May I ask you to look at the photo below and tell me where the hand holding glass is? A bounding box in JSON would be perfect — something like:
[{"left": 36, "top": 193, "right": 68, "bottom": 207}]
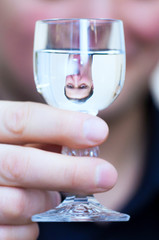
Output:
[{"left": 32, "top": 19, "right": 130, "bottom": 222}]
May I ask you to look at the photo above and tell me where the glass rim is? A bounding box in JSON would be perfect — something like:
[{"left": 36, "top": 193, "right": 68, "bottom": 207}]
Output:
[{"left": 36, "top": 18, "right": 123, "bottom": 24}]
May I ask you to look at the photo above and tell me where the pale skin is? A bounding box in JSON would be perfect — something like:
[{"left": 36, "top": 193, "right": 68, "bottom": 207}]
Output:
[{"left": 0, "top": 0, "right": 159, "bottom": 239}]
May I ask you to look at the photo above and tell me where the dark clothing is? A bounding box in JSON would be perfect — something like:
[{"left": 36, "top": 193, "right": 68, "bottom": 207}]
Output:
[{"left": 38, "top": 97, "right": 159, "bottom": 240}]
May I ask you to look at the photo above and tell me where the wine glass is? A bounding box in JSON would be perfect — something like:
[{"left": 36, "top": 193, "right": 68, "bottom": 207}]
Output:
[{"left": 32, "top": 18, "right": 130, "bottom": 222}]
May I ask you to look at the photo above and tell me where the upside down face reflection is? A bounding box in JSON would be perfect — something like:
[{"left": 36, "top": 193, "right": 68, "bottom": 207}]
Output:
[{"left": 65, "top": 54, "right": 94, "bottom": 102}]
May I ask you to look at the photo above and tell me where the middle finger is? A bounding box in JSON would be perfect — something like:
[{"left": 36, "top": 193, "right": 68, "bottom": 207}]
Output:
[{"left": 0, "top": 144, "right": 117, "bottom": 194}]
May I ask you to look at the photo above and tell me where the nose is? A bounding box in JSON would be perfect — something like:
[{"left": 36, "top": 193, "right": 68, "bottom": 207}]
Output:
[{"left": 72, "top": 75, "right": 81, "bottom": 88}]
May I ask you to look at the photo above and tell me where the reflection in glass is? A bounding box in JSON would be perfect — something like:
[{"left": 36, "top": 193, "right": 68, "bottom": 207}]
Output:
[{"left": 64, "top": 54, "right": 94, "bottom": 102}]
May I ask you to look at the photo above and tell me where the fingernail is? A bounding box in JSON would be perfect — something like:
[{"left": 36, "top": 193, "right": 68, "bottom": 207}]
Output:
[
  {"left": 95, "top": 164, "right": 117, "bottom": 190},
  {"left": 83, "top": 118, "right": 108, "bottom": 143}
]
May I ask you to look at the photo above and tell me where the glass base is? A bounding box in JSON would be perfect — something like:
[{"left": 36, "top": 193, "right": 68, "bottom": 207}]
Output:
[{"left": 32, "top": 195, "right": 130, "bottom": 222}]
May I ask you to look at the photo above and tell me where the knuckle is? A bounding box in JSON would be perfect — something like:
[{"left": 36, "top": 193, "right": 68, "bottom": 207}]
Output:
[
  {"left": 9, "top": 189, "right": 26, "bottom": 219},
  {"left": 0, "top": 187, "right": 32, "bottom": 225},
  {"left": 4, "top": 102, "right": 31, "bottom": 136},
  {"left": 60, "top": 160, "right": 79, "bottom": 190},
  {"left": 69, "top": 161, "right": 79, "bottom": 189},
  {"left": 1, "top": 189, "right": 26, "bottom": 220},
  {"left": 0, "top": 148, "right": 29, "bottom": 183}
]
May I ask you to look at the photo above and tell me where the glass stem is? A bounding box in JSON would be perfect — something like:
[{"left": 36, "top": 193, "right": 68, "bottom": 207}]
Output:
[
  {"left": 61, "top": 146, "right": 99, "bottom": 157},
  {"left": 32, "top": 145, "right": 130, "bottom": 221},
  {"left": 61, "top": 146, "right": 99, "bottom": 202}
]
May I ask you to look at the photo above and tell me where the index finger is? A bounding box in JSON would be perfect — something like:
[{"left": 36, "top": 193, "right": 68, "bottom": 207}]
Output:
[{"left": 0, "top": 101, "right": 108, "bottom": 148}]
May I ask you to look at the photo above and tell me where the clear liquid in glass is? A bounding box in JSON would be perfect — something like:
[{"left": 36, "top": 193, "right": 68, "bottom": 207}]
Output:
[{"left": 34, "top": 49, "right": 125, "bottom": 115}]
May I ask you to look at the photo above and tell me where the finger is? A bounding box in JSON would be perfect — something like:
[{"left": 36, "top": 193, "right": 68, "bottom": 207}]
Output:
[
  {"left": 0, "top": 223, "right": 39, "bottom": 240},
  {"left": 0, "top": 144, "right": 117, "bottom": 194},
  {"left": 0, "top": 187, "right": 60, "bottom": 225},
  {"left": 0, "top": 101, "right": 108, "bottom": 148}
]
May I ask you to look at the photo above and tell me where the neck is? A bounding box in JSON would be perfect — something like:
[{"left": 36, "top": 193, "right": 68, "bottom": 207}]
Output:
[
  {"left": 95, "top": 98, "right": 148, "bottom": 210},
  {"left": 103, "top": 99, "right": 147, "bottom": 167}
]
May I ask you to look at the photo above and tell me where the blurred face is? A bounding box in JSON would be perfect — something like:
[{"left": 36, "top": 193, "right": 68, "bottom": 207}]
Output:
[{"left": 0, "top": 0, "right": 159, "bottom": 114}]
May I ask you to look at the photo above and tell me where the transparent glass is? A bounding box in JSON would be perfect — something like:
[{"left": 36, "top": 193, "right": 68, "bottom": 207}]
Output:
[{"left": 32, "top": 18, "right": 130, "bottom": 222}]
